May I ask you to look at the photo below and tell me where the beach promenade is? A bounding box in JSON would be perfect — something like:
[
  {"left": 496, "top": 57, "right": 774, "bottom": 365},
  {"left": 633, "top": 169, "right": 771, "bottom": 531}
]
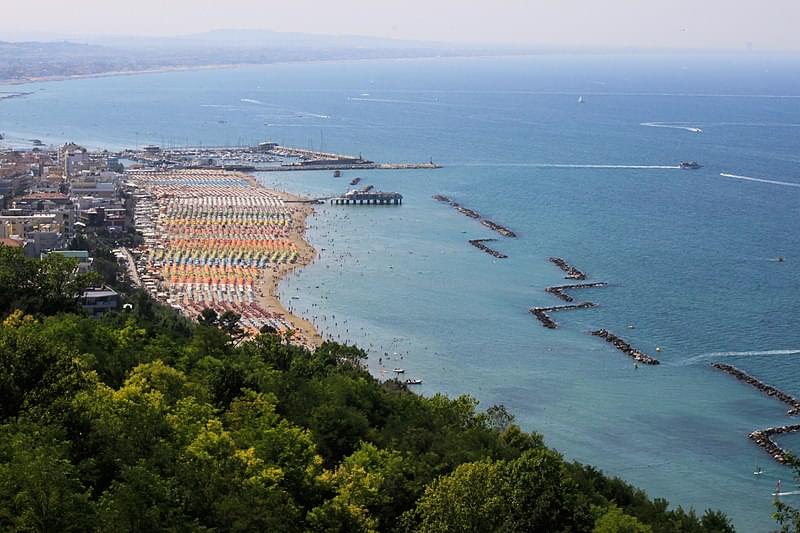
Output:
[{"left": 127, "top": 168, "right": 320, "bottom": 347}]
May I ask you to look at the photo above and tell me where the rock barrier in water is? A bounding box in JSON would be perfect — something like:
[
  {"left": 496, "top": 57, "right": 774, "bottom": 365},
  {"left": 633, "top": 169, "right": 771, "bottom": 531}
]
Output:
[
  {"left": 749, "top": 425, "right": 800, "bottom": 464},
  {"left": 469, "top": 239, "right": 508, "bottom": 259},
  {"left": 433, "top": 195, "right": 517, "bottom": 237},
  {"left": 549, "top": 257, "right": 587, "bottom": 280},
  {"left": 712, "top": 363, "right": 800, "bottom": 415},
  {"left": 591, "top": 329, "right": 660, "bottom": 365},
  {"left": 545, "top": 282, "right": 609, "bottom": 302},
  {"left": 530, "top": 302, "right": 598, "bottom": 329}
]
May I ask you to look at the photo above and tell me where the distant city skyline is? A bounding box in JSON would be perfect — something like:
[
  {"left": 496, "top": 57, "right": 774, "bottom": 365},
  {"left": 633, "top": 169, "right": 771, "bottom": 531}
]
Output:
[{"left": 2, "top": 0, "right": 799, "bottom": 51}]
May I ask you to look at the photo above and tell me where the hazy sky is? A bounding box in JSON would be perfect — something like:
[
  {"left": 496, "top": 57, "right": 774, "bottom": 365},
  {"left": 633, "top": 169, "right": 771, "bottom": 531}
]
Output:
[{"left": 2, "top": 0, "right": 799, "bottom": 50}]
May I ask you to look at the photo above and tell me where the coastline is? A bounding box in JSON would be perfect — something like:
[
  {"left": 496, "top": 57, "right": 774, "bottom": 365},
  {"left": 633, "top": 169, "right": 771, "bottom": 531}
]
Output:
[{"left": 253, "top": 182, "right": 322, "bottom": 349}]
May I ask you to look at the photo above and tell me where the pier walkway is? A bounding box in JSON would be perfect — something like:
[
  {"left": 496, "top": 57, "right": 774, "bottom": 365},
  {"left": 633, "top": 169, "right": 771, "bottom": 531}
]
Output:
[{"left": 330, "top": 191, "right": 402, "bottom": 205}]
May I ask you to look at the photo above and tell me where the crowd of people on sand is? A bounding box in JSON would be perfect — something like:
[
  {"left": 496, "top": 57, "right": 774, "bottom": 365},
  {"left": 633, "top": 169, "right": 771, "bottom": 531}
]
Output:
[
  {"left": 712, "top": 363, "right": 800, "bottom": 415},
  {"left": 749, "top": 425, "right": 800, "bottom": 464},
  {"left": 591, "top": 329, "right": 661, "bottom": 365},
  {"left": 468, "top": 239, "right": 508, "bottom": 259},
  {"left": 531, "top": 303, "right": 598, "bottom": 329},
  {"left": 549, "top": 257, "right": 587, "bottom": 280}
]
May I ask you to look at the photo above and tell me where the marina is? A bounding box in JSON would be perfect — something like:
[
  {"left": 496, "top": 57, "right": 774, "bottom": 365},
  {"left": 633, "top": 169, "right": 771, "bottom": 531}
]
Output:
[{"left": 120, "top": 142, "right": 439, "bottom": 173}]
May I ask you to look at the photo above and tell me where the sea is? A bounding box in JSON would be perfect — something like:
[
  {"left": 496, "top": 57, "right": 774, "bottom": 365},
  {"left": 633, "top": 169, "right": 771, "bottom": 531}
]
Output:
[{"left": 3, "top": 54, "right": 800, "bottom": 531}]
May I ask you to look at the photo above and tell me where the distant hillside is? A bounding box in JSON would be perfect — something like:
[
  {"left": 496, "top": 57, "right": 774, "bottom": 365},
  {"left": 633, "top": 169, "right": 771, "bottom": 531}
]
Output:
[{"left": 0, "top": 32, "right": 510, "bottom": 83}]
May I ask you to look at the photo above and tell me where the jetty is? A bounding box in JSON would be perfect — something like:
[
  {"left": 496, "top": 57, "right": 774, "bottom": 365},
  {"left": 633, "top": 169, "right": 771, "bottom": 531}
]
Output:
[
  {"left": 591, "top": 329, "right": 660, "bottom": 365},
  {"left": 545, "top": 282, "right": 608, "bottom": 302},
  {"left": 549, "top": 257, "right": 587, "bottom": 280},
  {"left": 469, "top": 239, "right": 508, "bottom": 259},
  {"left": 330, "top": 190, "right": 403, "bottom": 205},
  {"left": 712, "top": 363, "right": 800, "bottom": 415},
  {"left": 749, "top": 425, "right": 800, "bottom": 464},
  {"left": 530, "top": 303, "right": 597, "bottom": 329},
  {"left": 433, "top": 194, "right": 517, "bottom": 238}
]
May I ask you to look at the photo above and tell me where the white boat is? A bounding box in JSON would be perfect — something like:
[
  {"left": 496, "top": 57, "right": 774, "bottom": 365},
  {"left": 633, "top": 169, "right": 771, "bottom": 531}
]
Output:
[
  {"left": 393, "top": 368, "right": 405, "bottom": 373},
  {"left": 578, "top": 96, "right": 584, "bottom": 104},
  {"left": 405, "top": 379, "right": 423, "bottom": 385}
]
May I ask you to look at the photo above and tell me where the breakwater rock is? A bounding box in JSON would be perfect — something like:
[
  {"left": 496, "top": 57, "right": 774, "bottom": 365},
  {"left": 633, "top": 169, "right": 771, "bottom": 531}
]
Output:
[
  {"left": 545, "top": 282, "right": 609, "bottom": 302},
  {"left": 469, "top": 239, "right": 508, "bottom": 259},
  {"left": 749, "top": 425, "right": 800, "bottom": 464},
  {"left": 549, "top": 257, "right": 587, "bottom": 280},
  {"left": 712, "top": 363, "right": 800, "bottom": 415},
  {"left": 433, "top": 195, "right": 517, "bottom": 238},
  {"left": 530, "top": 302, "right": 597, "bottom": 329},
  {"left": 591, "top": 329, "right": 660, "bottom": 365}
]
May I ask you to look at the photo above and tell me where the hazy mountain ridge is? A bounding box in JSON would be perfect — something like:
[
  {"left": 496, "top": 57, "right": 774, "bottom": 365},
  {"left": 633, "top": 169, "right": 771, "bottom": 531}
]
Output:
[{"left": 0, "top": 30, "right": 508, "bottom": 83}]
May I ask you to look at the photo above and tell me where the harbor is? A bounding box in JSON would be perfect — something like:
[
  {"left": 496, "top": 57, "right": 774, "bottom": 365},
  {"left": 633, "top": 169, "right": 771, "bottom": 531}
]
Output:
[{"left": 120, "top": 142, "right": 440, "bottom": 173}]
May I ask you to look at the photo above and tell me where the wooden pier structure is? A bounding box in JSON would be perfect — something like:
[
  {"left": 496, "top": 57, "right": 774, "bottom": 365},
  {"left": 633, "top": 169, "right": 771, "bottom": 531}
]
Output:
[{"left": 330, "top": 191, "right": 403, "bottom": 206}]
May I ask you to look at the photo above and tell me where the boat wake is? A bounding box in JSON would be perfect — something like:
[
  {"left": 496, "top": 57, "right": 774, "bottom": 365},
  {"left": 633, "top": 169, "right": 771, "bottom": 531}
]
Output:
[
  {"left": 641, "top": 122, "right": 703, "bottom": 133},
  {"left": 680, "top": 349, "right": 800, "bottom": 366},
  {"left": 519, "top": 163, "right": 680, "bottom": 170},
  {"left": 240, "top": 98, "right": 264, "bottom": 105},
  {"left": 720, "top": 173, "right": 800, "bottom": 189}
]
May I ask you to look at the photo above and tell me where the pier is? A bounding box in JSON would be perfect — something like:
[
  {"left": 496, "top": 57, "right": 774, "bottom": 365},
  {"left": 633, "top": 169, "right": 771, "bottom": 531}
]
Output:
[
  {"left": 545, "top": 282, "right": 608, "bottom": 302},
  {"left": 591, "top": 329, "right": 660, "bottom": 365},
  {"left": 530, "top": 303, "right": 597, "bottom": 329},
  {"left": 749, "top": 425, "right": 800, "bottom": 464},
  {"left": 549, "top": 257, "right": 587, "bottom": 280},
  {"left": 469, "top": 239, "right": 508, "bottom": 259},
  {"left": 330, "top": 190, "right": 403, "bottom": 205},
  {"left": 712, "top": 363, "right": 800, "bottom": 415}
]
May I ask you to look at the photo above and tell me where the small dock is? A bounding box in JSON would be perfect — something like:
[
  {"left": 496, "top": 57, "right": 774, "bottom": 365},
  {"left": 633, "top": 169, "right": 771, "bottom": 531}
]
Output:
[{"left": 330, "top": 191, "right": 403, "bottom": 205}]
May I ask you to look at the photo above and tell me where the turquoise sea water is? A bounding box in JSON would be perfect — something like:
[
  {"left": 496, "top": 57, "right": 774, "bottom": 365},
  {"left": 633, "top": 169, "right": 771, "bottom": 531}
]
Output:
[{"left": 3, "top": 55, "right": 800, "bottom": 530}]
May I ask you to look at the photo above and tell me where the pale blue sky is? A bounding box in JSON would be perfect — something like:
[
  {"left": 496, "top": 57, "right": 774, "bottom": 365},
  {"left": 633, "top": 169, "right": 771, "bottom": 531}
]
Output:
[{"left": 3, "top": 0, "right": 798, "bottom": 50}]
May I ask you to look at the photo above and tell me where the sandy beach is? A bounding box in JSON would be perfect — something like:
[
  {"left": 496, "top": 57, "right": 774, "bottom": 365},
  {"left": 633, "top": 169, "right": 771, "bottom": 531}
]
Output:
[
  {"left": 128, "top": 169, "right": 322, "bottom": 349},
  {"left": 254, "top": 185, "right": 322, "bottom": 348}
]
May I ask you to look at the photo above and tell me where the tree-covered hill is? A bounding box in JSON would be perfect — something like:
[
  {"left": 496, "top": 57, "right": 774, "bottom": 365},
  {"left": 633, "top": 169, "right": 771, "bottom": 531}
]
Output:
[{"left": 0, "top": 246, "right": 735, "bottom": 532}]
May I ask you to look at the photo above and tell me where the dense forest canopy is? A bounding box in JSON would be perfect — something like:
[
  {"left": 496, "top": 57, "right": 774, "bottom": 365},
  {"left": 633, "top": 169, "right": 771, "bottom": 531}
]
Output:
[{"left": 0, "top": 245, "right": 740, "bottom": 532}]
